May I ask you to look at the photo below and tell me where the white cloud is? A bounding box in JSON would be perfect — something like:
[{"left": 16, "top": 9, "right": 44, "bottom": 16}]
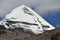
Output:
[{"left": 0, "top": 0, "right": 60, "bottom": 17}]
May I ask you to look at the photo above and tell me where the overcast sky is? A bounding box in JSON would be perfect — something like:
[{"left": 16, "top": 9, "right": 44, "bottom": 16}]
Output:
[{"left": 0, "top": 0, "right": 60, "bottom": 17}]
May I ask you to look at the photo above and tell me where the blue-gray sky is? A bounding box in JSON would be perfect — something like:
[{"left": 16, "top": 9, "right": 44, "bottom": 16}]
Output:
[{"left": 0, "top": 0, "right": 60, "bottom": 27}]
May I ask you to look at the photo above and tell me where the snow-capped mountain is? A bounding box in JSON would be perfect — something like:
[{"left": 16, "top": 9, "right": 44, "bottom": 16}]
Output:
[{"left": 0, "top": 5, "right": 55, "bottom": 34}]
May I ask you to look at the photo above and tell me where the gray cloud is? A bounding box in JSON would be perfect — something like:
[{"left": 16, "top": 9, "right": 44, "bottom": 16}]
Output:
[{"left": 0, "top": 0, "right": 60, "bottom": 17}]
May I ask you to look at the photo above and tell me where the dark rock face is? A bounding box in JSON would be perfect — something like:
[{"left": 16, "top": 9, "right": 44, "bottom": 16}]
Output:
[
  {"left": 0, "top": 25, "right": 6, "bottom": 30},
  {"left": 0, "top": 27, "right": 60, "bottom": 40}
]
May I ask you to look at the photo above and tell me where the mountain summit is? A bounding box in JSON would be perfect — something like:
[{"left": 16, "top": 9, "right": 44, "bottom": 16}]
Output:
[{"left": 0, "top": 5, "right": 55, "bottom": 34}]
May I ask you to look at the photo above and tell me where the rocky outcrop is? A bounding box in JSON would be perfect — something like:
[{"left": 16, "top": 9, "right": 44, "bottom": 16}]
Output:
[{"left": 0, "top": 27, "right": 60, "bottom": 40}]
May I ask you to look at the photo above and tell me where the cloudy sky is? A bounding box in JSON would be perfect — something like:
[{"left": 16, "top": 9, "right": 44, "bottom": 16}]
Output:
[{"left": 0, "top": 0, "right": 60, "bottom": 27}]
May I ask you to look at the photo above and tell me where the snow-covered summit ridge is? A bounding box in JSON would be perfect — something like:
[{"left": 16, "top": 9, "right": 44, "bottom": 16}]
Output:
[{"left": 0, "top": 5, "right": 55, "bottom": 34}]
